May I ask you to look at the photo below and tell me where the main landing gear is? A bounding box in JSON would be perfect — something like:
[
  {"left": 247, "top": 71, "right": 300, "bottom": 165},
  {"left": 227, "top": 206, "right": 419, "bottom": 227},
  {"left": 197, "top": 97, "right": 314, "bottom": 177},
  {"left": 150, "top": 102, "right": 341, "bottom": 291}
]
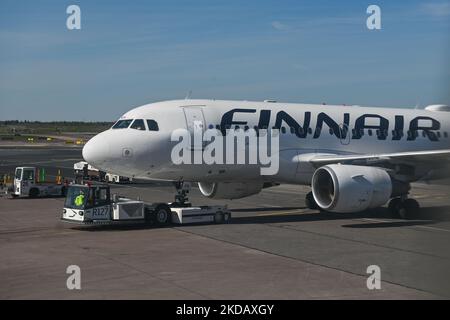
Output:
[
  {"left": 305, "top": 191, "right": 319, "bottom": 210},
  {"left": 305, "top": 190, "right": 420, "bottom": 219},
  {"left": 388, "top": 196, "right": 420, "bottom": 219}
]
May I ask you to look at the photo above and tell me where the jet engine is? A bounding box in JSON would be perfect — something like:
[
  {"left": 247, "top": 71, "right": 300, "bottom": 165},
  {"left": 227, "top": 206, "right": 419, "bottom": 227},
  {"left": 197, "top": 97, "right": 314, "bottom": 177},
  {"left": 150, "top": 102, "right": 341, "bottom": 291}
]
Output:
[
  {"left": 198, "top": 182, "right": 263, "bottom": 199},
  {"left": 311, "top": 164, "right": 394, "bottom": 213}
]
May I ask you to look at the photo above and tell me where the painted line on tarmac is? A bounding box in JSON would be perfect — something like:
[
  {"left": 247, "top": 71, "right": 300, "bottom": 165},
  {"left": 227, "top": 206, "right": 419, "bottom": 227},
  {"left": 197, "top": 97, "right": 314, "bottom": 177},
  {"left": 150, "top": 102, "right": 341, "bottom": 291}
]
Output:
[
  {"left": 0, "top": 158, "right": 82, "bottom": 167},
  {"left": 263, "top": 189, "right": 304, "bottom": 196},
  {"left": 258, "top": 209, "right": 309, "bottom": 216},
  {"left": 261, "top": 203, "right": 283, "bottom": 208}
]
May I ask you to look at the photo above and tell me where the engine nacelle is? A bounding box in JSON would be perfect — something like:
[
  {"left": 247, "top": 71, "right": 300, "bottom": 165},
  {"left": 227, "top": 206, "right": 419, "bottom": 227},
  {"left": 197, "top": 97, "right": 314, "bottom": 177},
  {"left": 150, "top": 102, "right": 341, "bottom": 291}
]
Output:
[
  {"left": 311, "top": 165, "right": 392, "bottom": 213},
  {"left": 198, "top": 182, "right": 263, "bottom": 199}
]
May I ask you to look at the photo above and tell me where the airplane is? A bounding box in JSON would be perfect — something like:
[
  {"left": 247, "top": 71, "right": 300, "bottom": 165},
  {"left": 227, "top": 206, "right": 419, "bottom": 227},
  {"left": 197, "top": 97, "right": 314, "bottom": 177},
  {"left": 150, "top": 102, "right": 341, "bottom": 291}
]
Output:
[{"left": 82, "top": 99, "right": 450, "bottom": 219}]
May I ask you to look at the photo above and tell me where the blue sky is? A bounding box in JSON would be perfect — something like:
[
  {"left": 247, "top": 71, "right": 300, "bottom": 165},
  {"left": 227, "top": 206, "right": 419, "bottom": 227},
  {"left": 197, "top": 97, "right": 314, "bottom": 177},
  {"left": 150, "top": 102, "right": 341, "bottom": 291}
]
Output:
[{"left": 0, "top": 0, "right": 449, "bottom": 120}]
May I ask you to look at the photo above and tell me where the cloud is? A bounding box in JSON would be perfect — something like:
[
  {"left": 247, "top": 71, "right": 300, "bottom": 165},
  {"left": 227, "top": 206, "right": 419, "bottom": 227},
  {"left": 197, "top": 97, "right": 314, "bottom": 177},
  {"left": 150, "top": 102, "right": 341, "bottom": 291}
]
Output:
[
  {"left": 271, "top": 21, "right": 290, "bottom": 31},
  {"left": 420, "top": 2, "right": 450, "bottom": 17}
]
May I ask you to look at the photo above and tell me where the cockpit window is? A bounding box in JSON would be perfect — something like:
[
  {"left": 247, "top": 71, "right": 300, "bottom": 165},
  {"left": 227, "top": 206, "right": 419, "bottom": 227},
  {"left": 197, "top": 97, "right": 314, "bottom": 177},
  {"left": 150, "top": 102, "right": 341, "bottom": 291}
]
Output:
[
  {"left": 147, "top": 119, "right": 159, "bottom": 131},
  {"left": 130, "top": 119, "right": 146, "bottom": 131},
  {"left": 112, "top": 119, "right": 133, "bottom": 129}
]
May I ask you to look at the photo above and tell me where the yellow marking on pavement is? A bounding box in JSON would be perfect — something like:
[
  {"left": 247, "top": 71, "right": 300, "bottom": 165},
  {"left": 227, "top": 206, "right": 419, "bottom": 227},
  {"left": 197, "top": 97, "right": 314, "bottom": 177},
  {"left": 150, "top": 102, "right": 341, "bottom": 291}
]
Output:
[
  {"left": 258, "top": 209, "right": 309, "bottom": 216},
  {"left": 413, "top": 195, "right": 431, "bottom": 199}
]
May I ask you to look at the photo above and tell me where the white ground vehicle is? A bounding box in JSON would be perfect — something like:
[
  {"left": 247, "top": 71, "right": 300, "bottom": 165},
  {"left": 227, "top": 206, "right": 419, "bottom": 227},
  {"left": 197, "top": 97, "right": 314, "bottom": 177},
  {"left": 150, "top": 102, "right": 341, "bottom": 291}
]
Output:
[
  {"left": 61, "top": 184, "right": 231, "bottom": 226},
  {"left": 104, "top": 173, "right": 131, "bottom": 183},
  {"left": 12, "top": 167, "right": 66, "bottom": 198},
  {"left": 74, "top": 161, "right": 130, "bottom": 183},
  {"left": 73, "top": 161, "right": 102, "bottom": 181}
]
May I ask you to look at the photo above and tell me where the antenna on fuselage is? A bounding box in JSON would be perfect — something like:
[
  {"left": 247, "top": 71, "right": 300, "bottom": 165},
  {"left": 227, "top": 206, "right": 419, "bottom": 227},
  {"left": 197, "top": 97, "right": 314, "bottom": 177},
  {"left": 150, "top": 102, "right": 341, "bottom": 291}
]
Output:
[
  {"left": 185, "top": 90, "right": 192, "bottom": 100},
  {"left": 414, "top": 99, "right": 421, "bottom": 109}
]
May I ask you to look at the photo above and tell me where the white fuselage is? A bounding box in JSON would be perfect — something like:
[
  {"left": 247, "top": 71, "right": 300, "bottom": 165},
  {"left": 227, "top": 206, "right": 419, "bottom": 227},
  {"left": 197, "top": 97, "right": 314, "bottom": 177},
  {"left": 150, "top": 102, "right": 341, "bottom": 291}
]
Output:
[{"left": 82, "top": 99, "right": 450, "bottom": 185}]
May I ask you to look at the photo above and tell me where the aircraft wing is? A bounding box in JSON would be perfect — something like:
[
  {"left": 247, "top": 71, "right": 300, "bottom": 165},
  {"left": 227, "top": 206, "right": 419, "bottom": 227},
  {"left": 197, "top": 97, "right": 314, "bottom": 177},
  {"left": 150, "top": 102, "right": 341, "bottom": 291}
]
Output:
[{"left": 309, "top": 149, "right": 450, "bottom": 167}]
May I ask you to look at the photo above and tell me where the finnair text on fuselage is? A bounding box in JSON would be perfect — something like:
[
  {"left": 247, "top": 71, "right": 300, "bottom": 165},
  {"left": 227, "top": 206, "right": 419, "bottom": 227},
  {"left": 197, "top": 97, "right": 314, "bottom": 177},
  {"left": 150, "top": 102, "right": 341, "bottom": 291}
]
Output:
[{"left": 222, "top": 108, "right": 442, "bottom": 141}]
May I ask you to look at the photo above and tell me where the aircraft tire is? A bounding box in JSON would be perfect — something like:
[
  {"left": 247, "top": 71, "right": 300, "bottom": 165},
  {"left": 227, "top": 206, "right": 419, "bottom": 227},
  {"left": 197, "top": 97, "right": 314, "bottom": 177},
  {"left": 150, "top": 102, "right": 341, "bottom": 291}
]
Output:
[
  {"left": 305, "top": 191, "right": 319, "bottom": 210},
  {"left": 214, "top": 212, "right": 225, "bottom": 224},
  {"left": 29, "top": 188, "right": 39, "bottom": 198},
  {"left": 389, "top": 198, "right": 419, "bottom": 219}
]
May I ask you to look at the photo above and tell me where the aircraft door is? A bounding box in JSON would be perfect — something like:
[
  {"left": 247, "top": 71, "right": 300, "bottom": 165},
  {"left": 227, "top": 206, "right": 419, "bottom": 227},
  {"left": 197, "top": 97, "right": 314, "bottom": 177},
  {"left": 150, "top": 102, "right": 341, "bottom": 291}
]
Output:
[{"left": 182, "top": 107, "right": 206, "bottom": 150}]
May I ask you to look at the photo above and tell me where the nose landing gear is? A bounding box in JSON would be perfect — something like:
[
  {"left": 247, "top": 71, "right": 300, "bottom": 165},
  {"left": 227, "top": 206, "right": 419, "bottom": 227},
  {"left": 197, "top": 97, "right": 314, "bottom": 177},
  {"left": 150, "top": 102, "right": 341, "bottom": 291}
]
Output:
[{"left": 173, "top": 181, "right": 192, "bottom": 207}]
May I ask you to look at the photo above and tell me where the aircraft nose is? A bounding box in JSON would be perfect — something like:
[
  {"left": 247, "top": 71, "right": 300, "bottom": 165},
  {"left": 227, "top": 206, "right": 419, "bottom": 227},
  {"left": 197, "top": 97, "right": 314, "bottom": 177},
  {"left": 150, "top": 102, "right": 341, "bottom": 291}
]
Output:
[{"left": 82, "top": 133, "right": 111, "bottom": 167}]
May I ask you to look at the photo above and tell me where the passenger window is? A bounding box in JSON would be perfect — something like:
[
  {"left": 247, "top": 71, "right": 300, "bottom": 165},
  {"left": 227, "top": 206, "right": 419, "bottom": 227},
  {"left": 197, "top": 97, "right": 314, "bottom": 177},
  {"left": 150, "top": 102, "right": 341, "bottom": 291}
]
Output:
[
  {"left": 130, "top": 119, "right": 146, "bottom": 131},
  {"left": 147, "top": 120, "right": 159, "bottom": 131},
  {"left": 112, "top": 119, "right": 133, "bottom": 129}
]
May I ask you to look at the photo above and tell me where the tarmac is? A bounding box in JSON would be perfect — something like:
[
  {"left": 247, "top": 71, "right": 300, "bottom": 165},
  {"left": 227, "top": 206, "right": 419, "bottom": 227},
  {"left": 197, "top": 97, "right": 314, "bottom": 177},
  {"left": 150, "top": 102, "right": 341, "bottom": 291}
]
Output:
[{"left": 1, "top": 147, "right": 449, "bottom": 299}]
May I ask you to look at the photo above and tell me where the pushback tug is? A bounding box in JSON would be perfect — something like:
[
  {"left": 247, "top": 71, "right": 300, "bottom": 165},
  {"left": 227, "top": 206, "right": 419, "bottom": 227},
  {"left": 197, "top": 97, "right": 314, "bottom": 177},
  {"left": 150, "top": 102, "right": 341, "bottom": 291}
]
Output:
[{"left": 61, "top": 182, "right": 231, "bottom": 226}]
